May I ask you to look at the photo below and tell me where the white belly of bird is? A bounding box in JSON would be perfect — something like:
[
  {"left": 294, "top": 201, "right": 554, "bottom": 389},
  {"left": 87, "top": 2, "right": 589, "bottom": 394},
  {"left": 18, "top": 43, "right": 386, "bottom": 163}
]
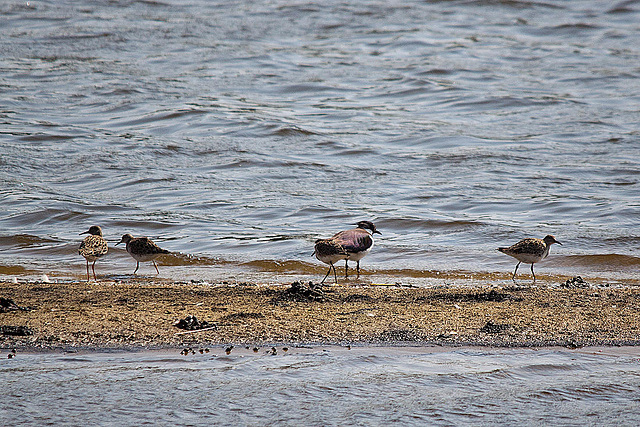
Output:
[
  {"left": 130, "top": 252, "right": 160, "bottom": 262},
  {"left": 316, "top": 252, "right": 347, "bottom": 265},
  {"left": 516, "top": 247, "right": 549, "bottom": 264},
  {"left": 347, "top": 241, "right": 373, "bottom": 262}
]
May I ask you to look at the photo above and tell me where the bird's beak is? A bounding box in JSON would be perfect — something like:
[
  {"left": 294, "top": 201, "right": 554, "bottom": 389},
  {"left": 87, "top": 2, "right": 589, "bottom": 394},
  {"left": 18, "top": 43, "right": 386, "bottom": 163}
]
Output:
[
  {"left": 556, "top": 241, "right": 562, "bottom": 245},
  {"left": 79, "top": 231, "right": 88, "bottom": 235},
  {"left": 115, "top": 241, "right": 122, "bottom": 246},
  {"left": 374, "top": 230, "right": 381, "bottom": 235}
]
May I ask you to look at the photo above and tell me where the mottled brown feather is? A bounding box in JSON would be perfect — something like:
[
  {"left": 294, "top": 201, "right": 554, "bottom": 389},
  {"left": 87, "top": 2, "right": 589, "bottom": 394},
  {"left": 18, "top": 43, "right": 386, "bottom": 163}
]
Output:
[
  {"left": 79, "top": 235, "right": 108, "bottom": 260},
  {"left": 314, "top": 238, "right": 348, "bottom": 259},
  {"left": 126, "top": 237, "right": 170, "bottom": 261},
  {"left": 499, "top": 238, "right": 546, "bottom": 258}
]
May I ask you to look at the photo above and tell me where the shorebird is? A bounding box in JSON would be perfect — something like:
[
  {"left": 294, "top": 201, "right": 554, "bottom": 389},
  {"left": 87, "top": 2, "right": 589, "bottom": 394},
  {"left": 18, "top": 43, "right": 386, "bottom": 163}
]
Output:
[
  {"left": 314, "top": 221, "right": 381, "bottom": 283},
  {"left": 78, "top": 225, "right": 108, "bottom": 281},
  {"left": 116, "top": 233, "right": 170, "bottom": 275},
  {"left": 498, "top": 235, "right": 561, "bottom": 283}
]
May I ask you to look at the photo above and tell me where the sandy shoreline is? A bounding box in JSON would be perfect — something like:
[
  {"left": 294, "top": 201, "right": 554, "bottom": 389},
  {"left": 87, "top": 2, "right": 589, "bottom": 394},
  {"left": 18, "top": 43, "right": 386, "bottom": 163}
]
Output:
[{"left": 2, "top": 279, "right": 640, "bottom": 351}]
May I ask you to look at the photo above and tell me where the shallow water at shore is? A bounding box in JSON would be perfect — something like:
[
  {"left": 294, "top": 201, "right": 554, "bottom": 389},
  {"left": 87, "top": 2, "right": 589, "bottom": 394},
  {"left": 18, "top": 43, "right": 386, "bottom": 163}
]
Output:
[
  {"left": 1, "top": 0, "right": 640, "bottom": 285},
  {"left": 2, "top": 346, "right": 640, "bottom": 425}
]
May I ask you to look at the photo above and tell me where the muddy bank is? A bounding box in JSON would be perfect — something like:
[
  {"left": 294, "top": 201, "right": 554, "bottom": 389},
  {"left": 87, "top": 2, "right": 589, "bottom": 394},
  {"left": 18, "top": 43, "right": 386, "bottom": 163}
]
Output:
[{"left": 1, "top": 279, "right": 640, "bottom": 350}]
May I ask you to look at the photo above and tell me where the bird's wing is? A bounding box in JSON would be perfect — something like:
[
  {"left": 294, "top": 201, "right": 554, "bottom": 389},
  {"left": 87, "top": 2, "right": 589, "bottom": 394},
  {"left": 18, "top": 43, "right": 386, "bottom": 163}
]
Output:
[
  {"left": 130, "top": 237, "right": 167, "bottom": 254},
  {"left": 334, "top": 229, "right": 373, "bottom": 253},
  {"left": 509, "top": 238, "right": 544, "bottom": 255},
  {"left": 314, "top": 238, "right": 348, "bottom": 256}
]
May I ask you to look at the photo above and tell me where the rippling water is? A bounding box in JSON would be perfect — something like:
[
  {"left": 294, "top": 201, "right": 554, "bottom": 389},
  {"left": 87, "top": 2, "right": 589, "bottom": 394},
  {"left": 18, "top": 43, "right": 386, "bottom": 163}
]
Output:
[
  {"left": 1, "top": 0, "right": 639, "bottom": 284},
  {"left": 2, "top": 346, "right": 640, "bottom": 425}
]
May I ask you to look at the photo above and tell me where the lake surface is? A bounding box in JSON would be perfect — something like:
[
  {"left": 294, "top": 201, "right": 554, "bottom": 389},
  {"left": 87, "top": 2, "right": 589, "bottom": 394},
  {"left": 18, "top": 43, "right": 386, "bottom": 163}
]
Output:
[
  {"left": 1, "top": 0, "right": 639, "bottom": 285},
  {"left": 2, "top": 346, "right": 640, "bottom": 425}
]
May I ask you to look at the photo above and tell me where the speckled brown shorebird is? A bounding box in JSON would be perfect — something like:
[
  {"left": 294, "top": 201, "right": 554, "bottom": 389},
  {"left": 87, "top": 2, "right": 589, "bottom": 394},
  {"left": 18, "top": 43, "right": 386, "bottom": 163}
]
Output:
[
  {"left": 116, "top": 233, "right": 170, "bottom": 275},
  {"left": 498, "top": 235, "right": 561, "bottom": 283},
  {"left": 78, "top": 225, "right": 108, "bottom": 282},
  {"left": 314, "top": 221, "right": 381, "bottom": 283}
]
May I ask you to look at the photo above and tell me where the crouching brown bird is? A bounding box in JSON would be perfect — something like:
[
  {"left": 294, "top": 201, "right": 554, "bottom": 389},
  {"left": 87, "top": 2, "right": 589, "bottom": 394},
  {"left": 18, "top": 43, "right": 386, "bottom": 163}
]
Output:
[{"left": 116, "top": 233, "right": 170, "bottom": 275}]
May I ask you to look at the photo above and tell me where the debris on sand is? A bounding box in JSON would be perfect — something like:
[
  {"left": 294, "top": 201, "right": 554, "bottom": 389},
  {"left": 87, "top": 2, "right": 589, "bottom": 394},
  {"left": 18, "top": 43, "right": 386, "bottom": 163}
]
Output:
[
  {"left": 173, "top": 315, "right": 215, "bottom": 331},
  {"left": 430, "top": 289, "right": 519, "bottom": 303},
  {"left": 561, "top": 276, "right": 590, "bottom": 289},
  {"left": 0, "top": 297, "right": 32, "bottom": 313},
  {"left": 273, "top": 281, "right": 327, "bottom": 303},
  {"left": 480, "top": 321, "right": 511, "bottom": 334},
  {"left": 0, "top": 325, "right": 34, "bottom": 336},
  {"left": 377, "top": 328, "right": 423, "bottom": 342}
]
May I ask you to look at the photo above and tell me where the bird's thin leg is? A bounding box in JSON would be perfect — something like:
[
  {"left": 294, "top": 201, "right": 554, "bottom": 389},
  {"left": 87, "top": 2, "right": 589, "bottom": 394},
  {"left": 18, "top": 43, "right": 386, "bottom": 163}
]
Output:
[
  {"left": 86, "top": 260, "right": 90, "bottom": 282},
  {"left": 321, "top": 264, "right": 332, "bottom": 284},
  {"left": 345, "top": 260, "right": 349, "bottom": 278},
  {"left": 92, "top": 260, "right": 97, "bottom": 281},
  {"left": 332, "top": 264, "right": 338, "bottom": 284},
  {"left": 356, "top": 261, "right": 360, "bottom": 279},
  {"left": 512, "top": 262, "right": 521, "bottom": 282},
  {"left": 531, "top": 263, "right": 536, "bottom": 283},
  {"left": 133, "top": 261, "right": 139, "bottom": 275},
  {"left": 153, "top": 260, "right": 160, "bottom": 274}
]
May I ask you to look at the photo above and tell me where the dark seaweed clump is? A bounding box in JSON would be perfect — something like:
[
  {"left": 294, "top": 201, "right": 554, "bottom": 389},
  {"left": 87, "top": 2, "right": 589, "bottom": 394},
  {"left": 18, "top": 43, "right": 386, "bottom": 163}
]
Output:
[
  {"left": 272, "top": 281, "right": 326, "bottom": 303},
  {"left": 173, "top": 315, "right": 215, "bottom": 331}
]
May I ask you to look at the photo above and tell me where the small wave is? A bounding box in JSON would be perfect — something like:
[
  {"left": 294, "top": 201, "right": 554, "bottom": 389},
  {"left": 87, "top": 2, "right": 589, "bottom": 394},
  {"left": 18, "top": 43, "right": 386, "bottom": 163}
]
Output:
[
  {"left": 138, "top": 0, "right": 171, "bottom": 7},
  {"left": 0, "top": 264, "right": 31, "bottom": 275},
  {"left": 339, "top": 147, "right": 379, "bottom": 156},
  {"left": 315, "top": 140, "right": 346, "bottom": 150},
  {"left": 608, "top": 3, "right": 638, "bottom": 14},
  {"left": 0, "top": 234, "right": 57, "bottom": 247},
  {"left": 50, "top": 32, "right": 116, "bottom": 41},
  {"left": 102, "top": 88, "right": 144, "bottom": 96},
  {"left": 117, "top": 176, "right": 176, "bottom": 187},
  {"left": 520, "top": 363, "right": 577, "bottom": 375},
  {"left": 462, "top": 0, "right": 563, "bottom": 10},
  {"left": 380, "top": 218, "right": 486, "bottom": 232},
  {"left": 417, "top": 69, "right": 455, "bottom": 76},
  {"left": 271, "top": 126, "right": 318, "bottom": 137},
  {"left": 527, "top": 22, "right": 601, "bottom": 37},
  {"left": 276, "top": 4, "right": 322, "bottom": 13},
  {"left": 559, "top": 254, "right": 640, "bottom": 268},
  {"left": 110, "top": 108, "right": 208, "bottom": 128},
  {"left": 280, "top": 84, "right": 342, "bottom": 94},
  {"left": 18, "top": 133, "right": 78, "bottom": 142},
  {"left": 36, "top": 55, "right": 99, "bottom": 63},
  {"left": 370, "top": 87, "right": 435, "bottom": 99},
  {"left": 552, "top": 23, "right": 600, "bottom": 31},
  {"left": 446, "top": 96, "right": 562, "bottom": 112}
]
